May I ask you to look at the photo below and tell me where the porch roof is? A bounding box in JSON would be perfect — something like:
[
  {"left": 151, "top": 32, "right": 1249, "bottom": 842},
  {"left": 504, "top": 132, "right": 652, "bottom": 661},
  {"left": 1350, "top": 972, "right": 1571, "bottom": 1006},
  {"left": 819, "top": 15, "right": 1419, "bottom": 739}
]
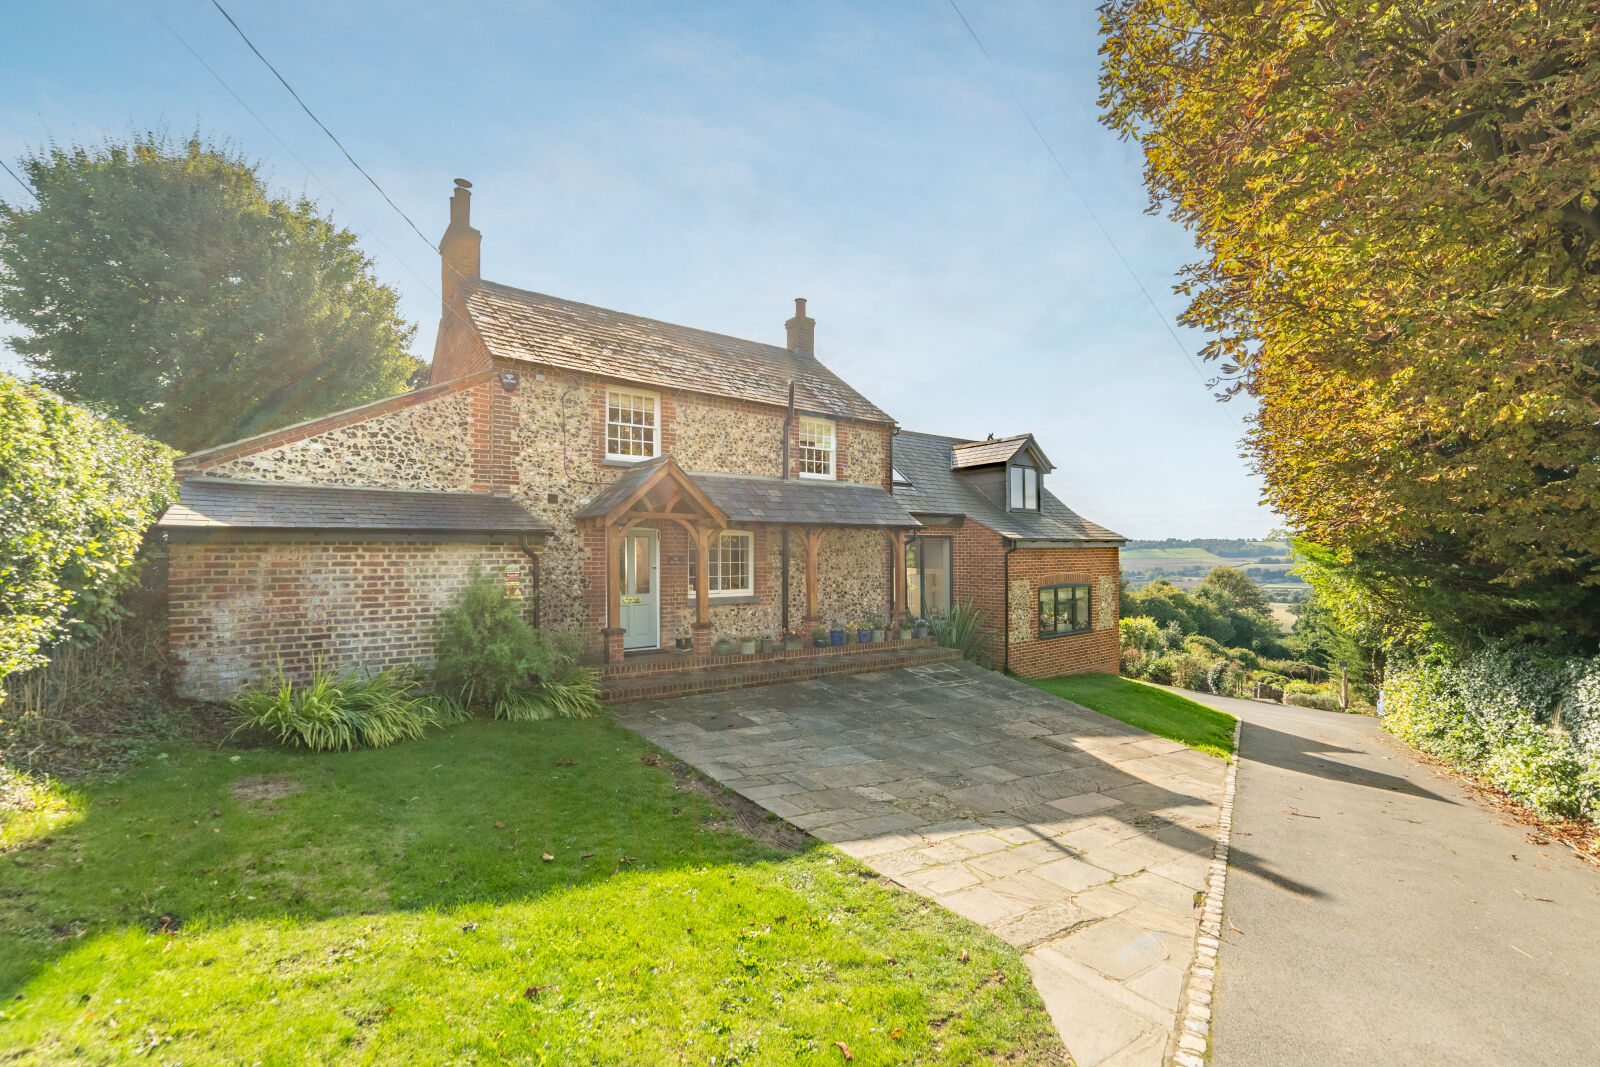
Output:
[{"left": 689, "top": 471, "right": 920, "bottom": 528}]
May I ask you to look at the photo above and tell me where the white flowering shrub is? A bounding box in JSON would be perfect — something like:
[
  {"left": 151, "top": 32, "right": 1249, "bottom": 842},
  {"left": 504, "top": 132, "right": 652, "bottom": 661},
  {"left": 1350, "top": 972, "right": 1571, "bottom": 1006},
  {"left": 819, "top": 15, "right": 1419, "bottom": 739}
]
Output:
[{"left": 1383, "top": 644, "right": 1600, "bottom": 819}]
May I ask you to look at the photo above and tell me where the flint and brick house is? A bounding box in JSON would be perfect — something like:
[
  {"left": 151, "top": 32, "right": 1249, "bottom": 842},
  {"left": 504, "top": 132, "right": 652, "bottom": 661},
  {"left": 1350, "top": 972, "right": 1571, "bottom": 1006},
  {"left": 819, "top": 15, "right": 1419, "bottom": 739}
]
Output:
[{"left": 158, "top": 181, "right": 1123, "bottom": 700}]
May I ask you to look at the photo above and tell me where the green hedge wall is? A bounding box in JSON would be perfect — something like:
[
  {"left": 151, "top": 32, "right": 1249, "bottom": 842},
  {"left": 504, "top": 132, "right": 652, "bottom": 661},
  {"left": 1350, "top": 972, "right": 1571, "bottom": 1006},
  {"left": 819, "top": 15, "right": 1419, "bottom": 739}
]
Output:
[{"left": 1, "top": 374, "right": 176, "bottom": 690}]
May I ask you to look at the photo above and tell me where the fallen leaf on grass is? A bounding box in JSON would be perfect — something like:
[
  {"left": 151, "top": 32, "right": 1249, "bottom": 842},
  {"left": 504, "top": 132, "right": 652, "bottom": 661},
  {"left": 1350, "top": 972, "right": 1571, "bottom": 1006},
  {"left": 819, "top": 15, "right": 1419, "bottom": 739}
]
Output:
[
  {"left": 551, "top": 759, "right": 577, "bottom": 766},
  {"left": 461, "top": 923, "right": 479, "bottom": 933},
  {"left": 958, "top": 949, "right": 969, "bottom": 963},
  {"left": 494, "top": 822, "right": 506, "bottom": 830},
  {"left": 523, "top": 984, "right": 554, "bottom": 1000},
  {"left": 640, "top": 755, "right": 663, "bottom": 767},
  {"left": 833, "top": 1040, "right": 852, "bottom": 1061},
  {"left": 890, "top": 1028, "right": 903, "bottom": 1039},
  {"left": 542, "top": 853, "right": 554, "bottom": 862},
  {"left": 581, "top": 852, "right": 595, "bottom": 859},
  {"left": 619, "top": 855, "right": 638, "bottom": 865}
]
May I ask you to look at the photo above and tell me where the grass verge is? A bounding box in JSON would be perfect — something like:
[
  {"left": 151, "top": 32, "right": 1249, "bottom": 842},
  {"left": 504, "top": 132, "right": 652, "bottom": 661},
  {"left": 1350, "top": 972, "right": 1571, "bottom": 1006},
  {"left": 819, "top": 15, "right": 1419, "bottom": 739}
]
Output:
[
  {"left": 1023, "top": 673, "right": 1236, "bottom": 759},
  {"left": 0, "top": 716, "right": 1062, "bottom": 1064}
]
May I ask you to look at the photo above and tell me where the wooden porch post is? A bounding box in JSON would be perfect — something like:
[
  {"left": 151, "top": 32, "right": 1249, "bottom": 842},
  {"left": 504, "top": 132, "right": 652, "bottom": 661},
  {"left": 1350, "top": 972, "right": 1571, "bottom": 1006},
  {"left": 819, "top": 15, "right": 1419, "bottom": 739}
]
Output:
[
  {"left": 891, "top": 529, "right": 909, "bottom": 624},
  {"left": 798, "top": 526, "right": 824, "bottom": 630},
  {"left": 691, "top": 524, "right": 714, "bottom": 655},
  {"left": 601, "top": 521, "right": 625, "bottom": 663}
]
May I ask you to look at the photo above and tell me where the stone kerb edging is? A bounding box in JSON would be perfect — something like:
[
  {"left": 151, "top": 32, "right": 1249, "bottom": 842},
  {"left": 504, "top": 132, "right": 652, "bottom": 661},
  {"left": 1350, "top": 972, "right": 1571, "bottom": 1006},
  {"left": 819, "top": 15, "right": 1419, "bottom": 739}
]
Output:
[{"left": 1172, "top": 716, "right": 1243, "bottom": 1067}]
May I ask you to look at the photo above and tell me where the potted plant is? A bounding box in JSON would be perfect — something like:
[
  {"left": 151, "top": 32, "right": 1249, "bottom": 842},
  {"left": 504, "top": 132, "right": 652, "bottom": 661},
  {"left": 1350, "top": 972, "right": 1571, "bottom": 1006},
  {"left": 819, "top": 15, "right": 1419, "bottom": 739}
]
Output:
[
  {"left": 855, "top": 620, "right": 871, "bottom": 644},
  {"left": 913, "top": 617, "right": 930, "bottom": 638},
  {"left": 739, "top": 635, "right": 757, "bottom": 655},
  {"left": 897, "top": 618, "right": 914, "bottom": 640},
  {"left": 675, "top": 634, "right": 693, "bottom": 652},
  {"left": 828, "top": 624, "right": 845, "bottom": 646},
  {"left": 757, "top": 633, "right": 774, "bottom": 654},
  {"left": 782, "top": 627, "right": 805, "bottom": 652},
  {"left": 869, "top": 617, "right": 886, "bottom": 643},
  {"left": 713, "top": 636, "right": 736, "bottom": 657},
  {"left": 812, "top": 627, "right": 829, "bottom": 648}
]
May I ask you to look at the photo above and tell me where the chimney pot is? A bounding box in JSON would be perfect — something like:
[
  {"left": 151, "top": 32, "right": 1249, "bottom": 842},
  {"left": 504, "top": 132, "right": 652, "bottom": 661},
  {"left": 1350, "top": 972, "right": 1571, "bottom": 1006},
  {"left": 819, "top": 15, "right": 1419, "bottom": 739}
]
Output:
[{"left": 785, "top": 297, "right": 815, "bottom": 355}]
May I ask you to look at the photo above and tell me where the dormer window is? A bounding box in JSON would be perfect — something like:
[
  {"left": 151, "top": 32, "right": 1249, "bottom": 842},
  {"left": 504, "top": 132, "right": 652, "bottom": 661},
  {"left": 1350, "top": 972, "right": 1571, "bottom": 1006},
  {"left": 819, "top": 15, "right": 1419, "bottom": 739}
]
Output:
[
  {"left": 1009, "top": 465, "right": 1039, "bottom": 510},
  {"left": 798, "top": 416, "right": 835, "bottom": 479},
  {"left": 606, "top": 389, "right": 658, "bottom": 460}
]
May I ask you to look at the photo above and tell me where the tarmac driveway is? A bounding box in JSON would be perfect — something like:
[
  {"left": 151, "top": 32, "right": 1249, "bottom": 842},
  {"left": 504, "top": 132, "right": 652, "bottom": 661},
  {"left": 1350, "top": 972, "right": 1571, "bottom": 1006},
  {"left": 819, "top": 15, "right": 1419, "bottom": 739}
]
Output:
[{"left": 613, "top": 660, "right": 1234, "bottom": 1067}]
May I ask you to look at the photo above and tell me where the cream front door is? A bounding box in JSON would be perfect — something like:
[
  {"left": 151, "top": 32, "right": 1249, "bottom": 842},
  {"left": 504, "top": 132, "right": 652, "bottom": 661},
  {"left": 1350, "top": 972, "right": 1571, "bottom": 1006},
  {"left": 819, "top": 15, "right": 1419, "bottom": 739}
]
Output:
[{"left": 619, "top": 529, "right": 659, "bottom": 650}]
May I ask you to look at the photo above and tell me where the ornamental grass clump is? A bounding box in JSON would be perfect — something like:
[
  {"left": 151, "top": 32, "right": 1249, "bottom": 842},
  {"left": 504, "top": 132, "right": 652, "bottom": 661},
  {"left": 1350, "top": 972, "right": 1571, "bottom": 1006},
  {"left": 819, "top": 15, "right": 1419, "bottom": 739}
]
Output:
[
  {"left": 431, "top": 571, "right": 600, "bottom": 721},
  {"left": 229, "top": 661, "right": 444, "bottom": 752},
  {"left": 931, "top": 598, "right": 995, "bottom": 667}
]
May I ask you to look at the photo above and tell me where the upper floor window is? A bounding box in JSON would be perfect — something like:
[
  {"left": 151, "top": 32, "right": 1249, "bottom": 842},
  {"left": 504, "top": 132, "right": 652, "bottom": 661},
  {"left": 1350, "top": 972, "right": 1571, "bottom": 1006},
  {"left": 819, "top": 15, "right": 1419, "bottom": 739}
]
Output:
[
  {"left": 1039, "top": 583, "right": 1091, "bottom": 637},
  {"left": 1009, "top": 465, "right": 1039, "bottom": 510},
  {"left": 606, "top": 389, "right": 658, "bottom": 460},
  {"left": 688, "top": 531, "right": 754, "bottom": 597},
  {"left": 797, "top": 416, "right": 835, "bottom": 479}
]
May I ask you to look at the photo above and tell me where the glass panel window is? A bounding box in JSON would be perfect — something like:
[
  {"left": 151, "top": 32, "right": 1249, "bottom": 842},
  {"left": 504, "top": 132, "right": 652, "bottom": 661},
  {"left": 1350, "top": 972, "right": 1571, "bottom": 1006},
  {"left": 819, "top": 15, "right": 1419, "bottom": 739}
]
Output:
[
  {"left": 906, "top": 536, "right": 952, "bottom": 619},
  {"left": 797, "top": 416, "right": 835, "bottom": 479},
  {"left": 1010, "top": 465, "right": 1039, "bottom": 510},
  {"left": 688, "top": 531, "right": 753, "bottom": 597},
  {"left": 606, "top": 389, "right": 658, "bottom": 459},
  {"left": 1038, "top": 583, "right": 1091, "bottom": 637}
]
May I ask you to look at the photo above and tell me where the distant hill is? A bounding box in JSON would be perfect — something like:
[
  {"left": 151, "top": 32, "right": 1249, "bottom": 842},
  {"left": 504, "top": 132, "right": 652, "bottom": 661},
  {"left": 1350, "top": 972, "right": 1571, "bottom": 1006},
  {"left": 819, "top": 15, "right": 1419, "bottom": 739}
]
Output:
[{"left": 1121, "top": 537, "right": 1307, "bottom": 614}]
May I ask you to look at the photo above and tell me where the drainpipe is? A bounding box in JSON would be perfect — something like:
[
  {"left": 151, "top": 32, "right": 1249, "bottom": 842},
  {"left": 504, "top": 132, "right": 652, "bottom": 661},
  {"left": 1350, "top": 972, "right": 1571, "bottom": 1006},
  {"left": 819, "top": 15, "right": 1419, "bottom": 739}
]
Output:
[
  {"left": 1002, "top": 537, "right": 1018, "bottom": 674},
  {"left": 780, "top": 380, "right": 795, "bottom": 633},
  {"left": 518, "top": 536, "right": 541, "bottom": 628}
]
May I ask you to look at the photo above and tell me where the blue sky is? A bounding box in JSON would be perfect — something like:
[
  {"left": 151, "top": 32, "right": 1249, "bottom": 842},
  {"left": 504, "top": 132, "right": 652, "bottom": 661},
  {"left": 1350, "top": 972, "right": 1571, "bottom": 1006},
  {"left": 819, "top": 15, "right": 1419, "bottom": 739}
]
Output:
[{"left": 0, "top": 0, "right": 1273, "bottom": 537}]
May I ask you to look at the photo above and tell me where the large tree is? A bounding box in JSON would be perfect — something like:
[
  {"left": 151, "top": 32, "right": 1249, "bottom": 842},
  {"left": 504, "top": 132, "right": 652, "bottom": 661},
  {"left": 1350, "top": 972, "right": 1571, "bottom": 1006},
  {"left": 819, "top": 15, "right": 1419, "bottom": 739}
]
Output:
[
  {"left": 1099, "top": 1, "right": 1600, "bottom": 649},
  {"left": 0, "top": 134, "right": 421, "bottom": 452}
]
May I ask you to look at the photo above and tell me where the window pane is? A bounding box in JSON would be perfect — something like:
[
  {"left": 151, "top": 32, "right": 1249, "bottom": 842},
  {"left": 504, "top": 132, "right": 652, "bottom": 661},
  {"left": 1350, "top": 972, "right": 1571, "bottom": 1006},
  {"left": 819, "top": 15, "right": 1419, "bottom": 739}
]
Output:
[
  {"left": 632, "top": 535, "right": 651, "bottom": 595},
  {"left": 606, "top": 390, "right": 656, "bottom": 457},
  {"left": 921, "top": 537, "right": 952, "bottom": 617},
  {"left": 905, "top": 541, "right": 922, "bottom": 619},
  {"left": 798, "top": 417, "right": 834, "bottom": 476},
  {"left": 1025, "top": 469, "right": 1038, "bottom": 510},
  {"left": 1009, "top": 466, "right": 1024, "bottom": 508},
  {"left": 1038, "top": 588, "right": 1054, "bottom": 634}
]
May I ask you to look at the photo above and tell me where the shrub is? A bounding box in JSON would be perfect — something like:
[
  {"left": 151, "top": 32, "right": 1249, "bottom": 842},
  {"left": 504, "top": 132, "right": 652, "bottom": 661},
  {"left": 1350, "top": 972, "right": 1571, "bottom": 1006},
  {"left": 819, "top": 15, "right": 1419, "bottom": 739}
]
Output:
[
  {"left": 1119, "top": 616, "right": 1164, "bottom": 655},
  {"left": 1183, "top": 634, "right": 1224, "bottom": 657},
  {"left": 229, "top": 662, "right": 443, "bottom": 752},
  {"left": 1, "top": 376, "right": 175, "bottom": 695},
  {"left": 1383, "top": 645, "right": 1600, "bottom": 820},
  {"left": 931, "top": 597, "right": 996, "bottom": 667},
  {"left": 1284, "top": 688, "right": 1342, "bottom": 712},
  {"left": 1227, "top": 646, "right": 1261, "bottom": 671},
  {"left": 1143, "top": 653, "right": 1179, "bottom": 686},
  {"left": 431, "top": 571, "right": 599, "bottom": 720},
  {"left": 1173, "top": 652, "right": 1214, "bottom": 692},
  {"left": 1207, "top": 659, "right": 1239, "bottom": 697}
]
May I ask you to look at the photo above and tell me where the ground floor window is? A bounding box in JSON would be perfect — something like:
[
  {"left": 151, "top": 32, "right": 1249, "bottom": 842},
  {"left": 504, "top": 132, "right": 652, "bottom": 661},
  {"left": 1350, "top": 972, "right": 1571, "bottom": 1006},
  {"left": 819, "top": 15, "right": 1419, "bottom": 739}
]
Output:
[
  {"left": 906, "top": 536, "right": 952, "bottom": 618},
  {"left": 1039, "top": 583, "right": 1090, "bottom": 637},
  {"left": 689, "top": 530, "right": 753, "bottom": 597}
]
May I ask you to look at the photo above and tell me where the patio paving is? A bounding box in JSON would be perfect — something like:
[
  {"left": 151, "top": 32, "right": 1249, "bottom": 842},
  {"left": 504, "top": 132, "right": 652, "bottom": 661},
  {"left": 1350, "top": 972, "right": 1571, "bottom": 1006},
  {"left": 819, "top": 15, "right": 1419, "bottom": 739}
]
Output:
[{"left": 612, "top": 659, "right": 1230, "bottom": 1067}]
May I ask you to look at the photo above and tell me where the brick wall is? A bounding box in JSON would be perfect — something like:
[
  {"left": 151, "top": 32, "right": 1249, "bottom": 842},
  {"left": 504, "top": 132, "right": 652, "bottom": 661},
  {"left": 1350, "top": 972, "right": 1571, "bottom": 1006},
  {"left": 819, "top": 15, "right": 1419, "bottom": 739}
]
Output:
[
  {"left": 169, "top": 538, "right": 528, "bottom": 701},
  {"left": 1005, "top": 545, "right": 1121, "bottom": 679}
]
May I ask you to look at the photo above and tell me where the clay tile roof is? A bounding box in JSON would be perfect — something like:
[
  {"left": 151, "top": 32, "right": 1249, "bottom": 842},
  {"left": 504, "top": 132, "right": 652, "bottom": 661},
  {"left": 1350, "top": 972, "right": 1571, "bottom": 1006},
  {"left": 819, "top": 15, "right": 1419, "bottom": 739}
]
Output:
[
  {"left": 949, "top": 433, "right": 1053, "bottom": 472},
  {"left": 463, "top": 280, "right": 894, "bottom": 425},
  {"left": 158, "top": 479, "right": 549, "bottom": 536},
  {"left": 892, "top": 432, "right": 1123, "bottom": 544}
]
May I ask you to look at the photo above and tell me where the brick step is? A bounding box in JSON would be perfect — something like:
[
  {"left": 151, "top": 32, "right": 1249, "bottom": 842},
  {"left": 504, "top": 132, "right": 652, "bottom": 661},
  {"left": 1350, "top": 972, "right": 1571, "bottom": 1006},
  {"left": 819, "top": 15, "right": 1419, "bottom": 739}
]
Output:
[{"left": 602, "top": 644, "right": 962, "bottom": 704}]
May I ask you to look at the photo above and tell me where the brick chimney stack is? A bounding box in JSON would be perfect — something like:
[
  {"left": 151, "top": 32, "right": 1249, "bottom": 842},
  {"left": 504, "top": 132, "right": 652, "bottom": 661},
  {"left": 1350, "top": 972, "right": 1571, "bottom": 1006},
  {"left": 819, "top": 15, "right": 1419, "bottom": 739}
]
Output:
[
  {"left": 785, "top": 297, "right": 815, "bottom": 355},
  {"left": 440, "top": 178, "right": 481, "bottom": 300}
]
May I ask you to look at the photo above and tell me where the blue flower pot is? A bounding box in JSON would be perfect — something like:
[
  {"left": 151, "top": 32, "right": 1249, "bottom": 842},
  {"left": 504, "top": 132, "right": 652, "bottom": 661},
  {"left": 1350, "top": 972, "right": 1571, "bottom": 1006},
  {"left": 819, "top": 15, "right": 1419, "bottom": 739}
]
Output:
[
  {"left": 829, "top": 629, "right": 845, "bottom": 646},
  {"left": 857, "top": 629, "right": 870, "bottom": 643}
]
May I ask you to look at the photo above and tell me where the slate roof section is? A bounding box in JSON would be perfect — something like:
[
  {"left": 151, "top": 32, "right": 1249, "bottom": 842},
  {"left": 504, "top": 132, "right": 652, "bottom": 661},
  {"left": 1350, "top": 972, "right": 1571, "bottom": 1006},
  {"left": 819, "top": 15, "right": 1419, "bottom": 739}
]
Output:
[
  {"left": 463, "top": 280, "right": 895, "bottom": 425},
  {"left": 892, "top": 431, "right": 1124, "bottom": 544},
  {"left": 949, "top": 433, "right": 1054, "bottom": 472},
  {"left": 572, "top": 456, "right": 672, "bottom": 521},
  {"left": 690, "top": 472, "right": 920, "bottom": 528},
  {"left": 158, "top": 479, "right": 550, "bottom": 535}
]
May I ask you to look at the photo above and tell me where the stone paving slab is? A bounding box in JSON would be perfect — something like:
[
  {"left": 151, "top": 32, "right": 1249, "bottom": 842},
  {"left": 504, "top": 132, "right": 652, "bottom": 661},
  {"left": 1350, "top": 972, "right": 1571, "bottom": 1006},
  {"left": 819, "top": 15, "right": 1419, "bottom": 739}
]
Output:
[{"left": 613, "top": 660, "right": 1229, "bottom": 1067}]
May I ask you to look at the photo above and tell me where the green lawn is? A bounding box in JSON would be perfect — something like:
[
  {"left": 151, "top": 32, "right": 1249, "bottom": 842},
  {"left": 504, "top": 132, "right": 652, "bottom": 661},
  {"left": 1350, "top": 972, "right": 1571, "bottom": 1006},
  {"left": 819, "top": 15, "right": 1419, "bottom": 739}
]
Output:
[
  {"left": 0, "top": 718, "right": 1061, "bottom": 1064},
  {"left": 1024, "top": 674, "right": 1237, "bottom": 759}
]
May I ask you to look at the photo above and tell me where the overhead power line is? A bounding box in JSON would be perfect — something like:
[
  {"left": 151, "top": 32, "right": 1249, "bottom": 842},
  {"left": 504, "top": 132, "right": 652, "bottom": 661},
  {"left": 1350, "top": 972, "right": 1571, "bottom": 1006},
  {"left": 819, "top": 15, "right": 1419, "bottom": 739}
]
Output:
[
  {"left": 0, "top": 158, "right": 34, "bottom": 199},
  {"left": 945, "top": 0, "right": 1238, "bottom": 427},
  {"left": 142, "top": 0, "right": 447, "bottom": 304},
  {"left": 207, "top": 0, "right": 438, "bottom": 255}
]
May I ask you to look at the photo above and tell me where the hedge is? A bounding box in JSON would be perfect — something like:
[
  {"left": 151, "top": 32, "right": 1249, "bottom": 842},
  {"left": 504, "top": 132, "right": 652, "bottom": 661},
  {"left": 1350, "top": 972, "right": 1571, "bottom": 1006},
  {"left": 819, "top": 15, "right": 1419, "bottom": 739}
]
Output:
[
  {"left": 1383, "top": 645, "right": 1600, "bottom": 820},
  {"left": 1, "top": 375, "right": 175, "bottom": 692}
]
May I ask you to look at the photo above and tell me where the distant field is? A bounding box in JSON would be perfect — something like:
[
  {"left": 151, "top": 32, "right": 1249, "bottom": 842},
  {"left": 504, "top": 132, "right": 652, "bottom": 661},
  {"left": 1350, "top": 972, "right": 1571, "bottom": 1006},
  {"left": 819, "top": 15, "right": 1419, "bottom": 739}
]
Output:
[
  {"left": 1123, "top": 547, "right": 1235, "bottom": 566},
  {"left": 1268, "top": 603, "right": 1297, "bottom": 632}
]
